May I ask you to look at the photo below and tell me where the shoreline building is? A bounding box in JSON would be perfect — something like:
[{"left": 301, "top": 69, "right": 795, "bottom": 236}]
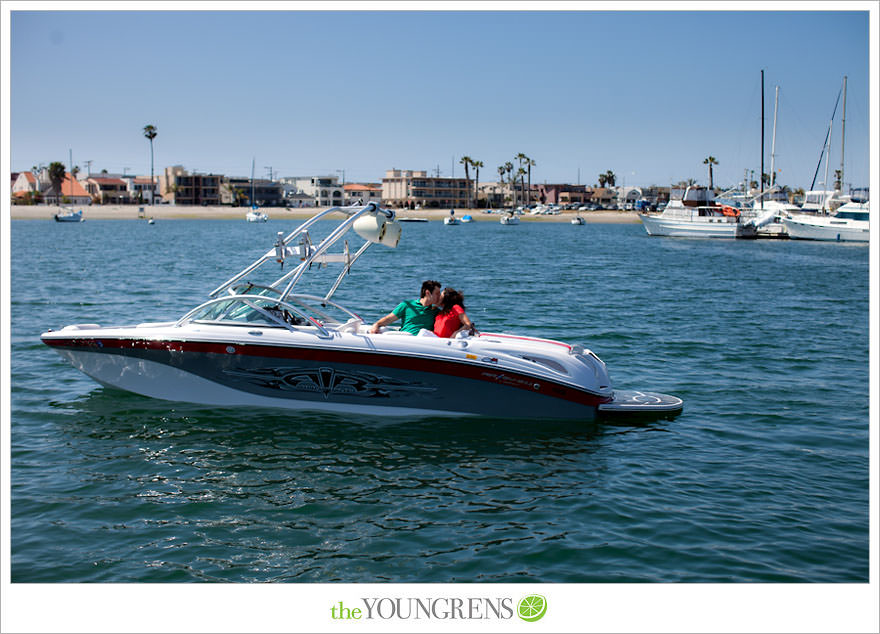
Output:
[
  {"left": 279, "top": 176, "right": 344, "bottom": 208},
  {"left": 343, "top": 183, "right": 382, "bottom": 206},
  {"left": 222, "top": 176, "right": 285, "bottom": 207},
  {"left": 160, "top": 166, "right": 222, "bottom": 205},
  {"left": 381, "top": 169, "right": 470, "bottom": 208}
]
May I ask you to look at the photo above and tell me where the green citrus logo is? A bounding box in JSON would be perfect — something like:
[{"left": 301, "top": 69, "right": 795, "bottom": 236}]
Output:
[{"left": 517, "top": 595, "right": 547, "bottom": 622}]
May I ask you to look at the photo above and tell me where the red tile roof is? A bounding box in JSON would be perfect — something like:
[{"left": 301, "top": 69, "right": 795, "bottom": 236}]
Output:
[{"left": 62, "top": 174, "right": 90, "bottom": 197}]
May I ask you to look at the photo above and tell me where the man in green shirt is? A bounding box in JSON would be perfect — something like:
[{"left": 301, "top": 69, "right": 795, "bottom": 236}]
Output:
[{"left": 370, "top": 280, "right": 442, "bottom": 335}]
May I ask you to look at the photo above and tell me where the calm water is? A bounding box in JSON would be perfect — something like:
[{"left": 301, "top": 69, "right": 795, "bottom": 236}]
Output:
[{"left": 9, "top": 218, "right": 870, "bottom": 582}]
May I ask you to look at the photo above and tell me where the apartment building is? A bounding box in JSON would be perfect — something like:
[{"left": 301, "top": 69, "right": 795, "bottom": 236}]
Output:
[
  {"left": 160, "top": 166, "right": 221, "bottom": 205},
  {"left": 381, "top": 170, "right": 470, "bottom": 208}
]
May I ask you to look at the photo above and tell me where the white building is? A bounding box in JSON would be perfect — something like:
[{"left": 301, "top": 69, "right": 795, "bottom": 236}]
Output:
[{"left": 279, "top": 176, "right": 344, "bottom": 207}]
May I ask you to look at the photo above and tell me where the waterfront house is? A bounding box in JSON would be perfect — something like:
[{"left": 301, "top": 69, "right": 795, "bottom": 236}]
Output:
[
  {"left": 343, "top": 183, "right": 382, "bottom": 206},
  {"left": 85, "top": 176, "right": 131, "bottom": 204},
  {"left": 280, "top": 176, "right": 344, "bottom": 208},
  {"left": 35, "top": 173, "right": 92, "bottom": 205},
  {"left": 11, "top": 171, "right": 38, "bottom": 197},
  {"left": 125, "top": 176, "right": 160, "bottom": 204}
]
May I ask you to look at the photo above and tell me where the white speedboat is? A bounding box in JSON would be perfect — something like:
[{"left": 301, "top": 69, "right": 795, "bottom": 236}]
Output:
[
  {"left": 639, "top": 186, "right": 756, "bottom": 239},
  {"left": 246, "top": 209, "right": 269, "bottom": 222},
  {"left": 571, "top": 216, "right": 585, "bottom": 225},
  {"left": 500, "top": 213, "right": 520, "bottom": 225},
  {"left": 41, "top": 202, "right": 681, "bottom": 420},
  {"left": 783, "top": 201, "right": 869, "bottom": 242},
  {"left": 54, "top": 208, "right": 84, "bottom": 222}
]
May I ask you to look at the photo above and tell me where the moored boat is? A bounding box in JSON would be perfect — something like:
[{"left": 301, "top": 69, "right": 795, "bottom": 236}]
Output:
[
  {"left": 54, "top": 208, "right": 84, "bottom": 222},
  {"left": 783, "top": 200, "right": 869, "bottom": 242},
  {"left": 639, "top": 186, "right": 756, "bottom": 238}
]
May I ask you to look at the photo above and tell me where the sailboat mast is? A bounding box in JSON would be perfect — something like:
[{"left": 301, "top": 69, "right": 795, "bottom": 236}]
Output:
[
  {"left": 838, "top": 75, "right": 847, "bottom": 192},
  {"left": 770, "top": 86, "right": 779, "bottom": 188},
  {"left": 823, "top": 119, "right": 833, "bottom": 212},
  {"left": 251, "top": 158, "right": 255, "bottom": 208},
  {"left": 760, "top": 70, "right": 765, "bottom": 209}
]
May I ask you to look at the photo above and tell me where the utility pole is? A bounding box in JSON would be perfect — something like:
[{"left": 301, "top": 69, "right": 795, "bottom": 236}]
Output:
[
  {"left": 84, "top": 160, "right": 92, "bottom": 178},
  {"left": 265, "top": 166, "right": 274, "bottom": 181}
]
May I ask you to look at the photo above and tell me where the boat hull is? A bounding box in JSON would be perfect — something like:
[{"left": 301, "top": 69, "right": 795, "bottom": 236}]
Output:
[
  {"left": 639, "top": 213, "right": 748, "bottom": 238},
  {"left": 42, "top": 331, "right": 619, "bottom": 420},
  {"left": 783, "top": 216, "right": 869, "bottom": 242}
]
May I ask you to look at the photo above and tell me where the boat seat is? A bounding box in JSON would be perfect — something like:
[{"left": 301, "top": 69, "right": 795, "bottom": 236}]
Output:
[{"left": 336, "top": 317, "right": 363, "bottom": 334}]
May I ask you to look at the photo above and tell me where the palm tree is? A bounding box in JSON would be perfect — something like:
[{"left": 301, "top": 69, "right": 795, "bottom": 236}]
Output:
[
  {"left": 504, "top": 162, "right": 515, "bottom": 207},
  {"left": 604, "top": 170, "right": 616, "bottom": 187},
  {"left": 48, "top": 161, "right": 66, "bottom": 205},
  {"left": 459, "top": 156, "right": 473, "bottom": 208},
  {"left": 703, "top": 156, "right": 718, "bottom": 190},
  {"left": 517, "top": 167, "right": 527, "bottom": 205},
  {"left": 497, "top": 165, "right": 507, "bottom": 207},
  {"left": 526, "top": 157, "right": 535, "bottom": 205},
  {"left": 472, "top": 160, "right": 483, "bottom": 208},
  {"left": 143, "top": 124, "right": 158, "bottom": 205},
  {"left": 598, "top": 172, "right": 608, "bottom": 188}
]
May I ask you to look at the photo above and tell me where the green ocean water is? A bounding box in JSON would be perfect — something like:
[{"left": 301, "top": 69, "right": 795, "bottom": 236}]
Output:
[{"left": 9, "top": 218, "right": 869, "bottom": 582}]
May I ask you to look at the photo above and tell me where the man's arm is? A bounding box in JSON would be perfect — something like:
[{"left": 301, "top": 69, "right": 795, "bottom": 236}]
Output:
[{"left": 369, "top": 313, "right": 399, "bottom": 334}]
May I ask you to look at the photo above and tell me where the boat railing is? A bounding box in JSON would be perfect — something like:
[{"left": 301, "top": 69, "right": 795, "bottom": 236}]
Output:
[{"left": 209, "top": 202, "right": 398, "bottom": 305}]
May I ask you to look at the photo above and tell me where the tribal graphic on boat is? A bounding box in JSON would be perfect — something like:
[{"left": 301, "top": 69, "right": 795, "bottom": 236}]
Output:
[{"left": 223, "top": 365, "right": 437, "bottom": 399}]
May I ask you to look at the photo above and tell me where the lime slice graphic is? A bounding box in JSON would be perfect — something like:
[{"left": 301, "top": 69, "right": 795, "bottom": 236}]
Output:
[{"left": 517, "top": 595, "right": 547, "bottom": 622}]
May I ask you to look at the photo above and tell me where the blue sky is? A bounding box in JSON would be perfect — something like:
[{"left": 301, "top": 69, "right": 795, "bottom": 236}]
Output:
[{"left": 6, "top": 5, "right": 876, "bottom": 191}]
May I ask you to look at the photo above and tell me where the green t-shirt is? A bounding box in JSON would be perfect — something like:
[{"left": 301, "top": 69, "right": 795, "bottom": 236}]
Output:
[{"left": 392, "top": 299, "right": 439, "bottom": 335}]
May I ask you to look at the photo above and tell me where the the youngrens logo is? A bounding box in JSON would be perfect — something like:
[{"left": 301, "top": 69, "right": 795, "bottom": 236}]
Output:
[{"left": 330, "top": 595, "right": 547, "bottom": 622}]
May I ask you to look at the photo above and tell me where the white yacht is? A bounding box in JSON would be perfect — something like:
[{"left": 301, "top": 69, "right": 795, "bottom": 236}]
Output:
[
  {"left": 639, "top": 186, "right": 756, "bottom": 239},
  {"left": 783, "top": 200, "right": 869, "bottom": 242}
]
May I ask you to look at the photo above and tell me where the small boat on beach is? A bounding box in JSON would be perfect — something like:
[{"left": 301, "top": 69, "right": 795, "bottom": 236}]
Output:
[
  {"left": 571, "top": 216, "right": 585, "bottom": 225},
  {"left": 398, "top": 217, "right": 429, "bottom": 223},
  {"left": 41, "top": 202, "right": 682, "bottom": 421},
  {"left": 461, "top": 215, "right": 473, "bottom": 223},
  {"left": 443, "top": 210, "right": 461, "bottom": 225}
]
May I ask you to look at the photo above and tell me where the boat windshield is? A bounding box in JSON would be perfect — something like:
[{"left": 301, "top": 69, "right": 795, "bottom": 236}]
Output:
[{"left": 188, "top": 297, "right": 307, "bottom": 327}]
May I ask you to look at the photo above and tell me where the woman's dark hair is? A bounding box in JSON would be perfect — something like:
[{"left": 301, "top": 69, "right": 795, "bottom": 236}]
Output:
[
  {"left": 440, "top": 287, "right": 465, "bottom": 312},
  {"left": 421, "top": 280, "right": 441, "bottom": 298}
]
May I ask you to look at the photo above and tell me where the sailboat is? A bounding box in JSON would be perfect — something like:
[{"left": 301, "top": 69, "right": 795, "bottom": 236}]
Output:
[
  {"left": 246, "top": 158, "right": 268, "bottom": 222},
  {"left": 800, "top": 77, "right": 849, "bottom": 214},
  {"left": 784, "top": 76, "right": 868, "bottom": 241},
  {"left": 54, "top": 149, "right": 85, "bottom": 222}
]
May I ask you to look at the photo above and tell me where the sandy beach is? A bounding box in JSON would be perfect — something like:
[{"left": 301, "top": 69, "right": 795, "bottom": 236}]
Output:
[{"left": 10, "top": 204, "right": 642, "bottom": 224}]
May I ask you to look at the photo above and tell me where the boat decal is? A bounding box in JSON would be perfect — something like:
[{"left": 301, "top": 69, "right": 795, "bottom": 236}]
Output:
[{"left": 221, "top": 365, "right": 437, "bottom": 399}]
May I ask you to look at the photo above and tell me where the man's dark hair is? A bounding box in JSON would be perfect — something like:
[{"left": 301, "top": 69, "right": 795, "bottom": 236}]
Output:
[{"left": 420, "top": 280, "right": 441, "bottom": 298}]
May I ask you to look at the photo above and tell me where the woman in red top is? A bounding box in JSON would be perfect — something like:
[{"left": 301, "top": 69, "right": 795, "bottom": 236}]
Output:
[{"left": 433, "top": 287, "right": 477, "bottom": 338}]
